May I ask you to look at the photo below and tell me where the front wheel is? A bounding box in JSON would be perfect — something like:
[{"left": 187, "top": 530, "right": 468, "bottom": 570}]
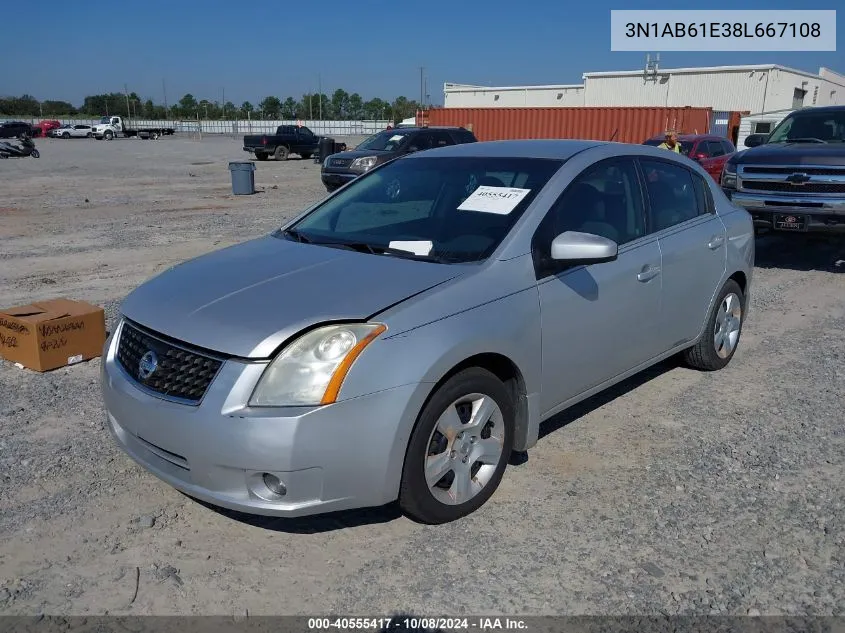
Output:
[
  {"left": 86, "top": 132, "right": 92, "bottom": 138},
  {"left": 62, "top": 132, "right": 70, "bottom": 139},
  {"left": 399, "top": 367, "right": 514, "bottom": 524},
  {"left": 104, "top": 131, "right": 114, "bottom": 141},
  {"left": 683, "top": 279, "right": 745, "bottom": 371},
  {"left": 30, "top": 149, "right": 40, "bottom": 158}
]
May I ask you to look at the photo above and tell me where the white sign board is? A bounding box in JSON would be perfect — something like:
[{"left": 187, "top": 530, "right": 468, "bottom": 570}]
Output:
[{"left": 457, "top": 186, "right": 532, "bottom": 215}]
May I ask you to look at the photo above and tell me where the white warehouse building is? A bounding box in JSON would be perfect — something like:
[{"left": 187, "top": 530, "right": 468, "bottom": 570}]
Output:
[{"left": 444, "top": 64, "right": 845, "bottom": 113}]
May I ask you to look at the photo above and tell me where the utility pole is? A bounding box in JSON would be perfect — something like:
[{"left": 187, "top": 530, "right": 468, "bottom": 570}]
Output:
[
  {"left": 318, "top": 73, "right": 322, "bottom": 121},
  {"left": 222, "top": 87, "right": 225, "bottom": 119},
  {"left": 419, "top": 66, "right": 424, "bottom": 108},
  {"left": 124, "top": 83, "right": 131, "bottom": 119},
  {"left": 162, "top": 78, "right": 168, "bottom": 118}
]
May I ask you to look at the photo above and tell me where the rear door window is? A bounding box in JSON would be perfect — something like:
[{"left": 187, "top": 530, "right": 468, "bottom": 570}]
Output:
[{"left": 639, "top": 159, "right": 700, "bottom": 231}]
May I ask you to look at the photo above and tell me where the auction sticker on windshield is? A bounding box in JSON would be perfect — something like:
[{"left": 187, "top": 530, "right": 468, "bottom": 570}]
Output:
[
  {"left": 389, "top": 135, "right": 404, "bottom": 142},
  {"left": 457, "top": 186, "right": 531, "bottom": 215},
  {"left": 388, "top": 240, "right": 433, "bottom": 255}
]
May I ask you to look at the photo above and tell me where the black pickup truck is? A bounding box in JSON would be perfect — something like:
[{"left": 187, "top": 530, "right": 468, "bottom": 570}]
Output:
[
  {"left": 722, "top": 105, "right": 845, "bottom": 235},
  {"left": 243, "top": 125, "right": 320, "bottom": 161}
]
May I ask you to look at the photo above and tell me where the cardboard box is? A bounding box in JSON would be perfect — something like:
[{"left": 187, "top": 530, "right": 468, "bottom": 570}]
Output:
[{"left": 0, "top": 298, "right": 107, "bottom": 372}]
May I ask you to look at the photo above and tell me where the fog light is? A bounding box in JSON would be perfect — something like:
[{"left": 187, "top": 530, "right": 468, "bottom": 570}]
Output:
[{"left": 262, "top": 473, "right": 287, "bottom": 496}]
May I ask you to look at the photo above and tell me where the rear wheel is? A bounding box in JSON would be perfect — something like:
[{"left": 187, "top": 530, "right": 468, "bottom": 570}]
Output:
[
  {"left": 150, "top": 132, "right": 159, "bottom": 140},
  {"left": 86, "top": 132, "right": 92, "bottom": 138},
  {"left": 399, "top": 367, "right": 514, "bottom": 524},
  {"left": 31, "top": 149, "right": 40, "bottom": 158},
  {"left": 683, "top": 279, "right": 745, "bottom": 371},
  {"left": 274, "top": 146, "right": 289, "bottom": 161}
]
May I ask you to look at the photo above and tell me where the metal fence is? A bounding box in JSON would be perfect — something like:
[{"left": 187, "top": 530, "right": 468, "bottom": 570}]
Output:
[{"left": 0, "top": 117, "right": 392, "bottom": 137}]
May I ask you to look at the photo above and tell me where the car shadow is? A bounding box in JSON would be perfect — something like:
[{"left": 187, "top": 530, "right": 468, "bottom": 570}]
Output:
[
  {"left": 536, "top": 355, "right": 682, "bottom": 443},
  {"left": 190, "top": 495, "right": 403, "bottom": 533},
  {"left": 755, "top": 233, "right": 845, "bottom": 273}
]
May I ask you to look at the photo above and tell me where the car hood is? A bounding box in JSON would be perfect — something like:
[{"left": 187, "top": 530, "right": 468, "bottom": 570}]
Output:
[
  {"left": 735, "top": 143, "right": 845, "bottom": 166},
  {"left": 327, "top": 149, "right": 398, "bottom": 161},
  {"left": 120, "top": 234, "right": 462, "bottom": 359}
]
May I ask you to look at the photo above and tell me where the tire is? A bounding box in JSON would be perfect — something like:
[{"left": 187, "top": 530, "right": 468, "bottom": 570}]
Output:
[
  {"left": 255, "top": 152, "right": 268, "bottom": 161},
  {"left": 30, "top": 149, "right": 40, "bottom": 159},
  {"left": 104, "top": 130, "right": 114, "bottom": 141},
  {"left": 683, "top": 279, "right": 745, "bottom": 371},
  {"left": 399, "top": 367, "right": 515, "bottom": 524},
  {"left": 62, "top": 132, "right": 70, "bottom": 139},
  {"left": 274, "top": 146, "right": 289, "bottom": 161},
  {"left": 86, "top": 132, "right": 92, "bottom": 138},
  {"left": 300, "top": 152, "right": 312, "bottom": 160},
  {"left": 151, "top": 132, "right": 159, "bottom": 140}
]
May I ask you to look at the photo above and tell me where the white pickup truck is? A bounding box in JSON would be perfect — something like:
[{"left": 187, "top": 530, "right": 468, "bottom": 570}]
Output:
[{"left": 91, "top": 116, "right": 176, "bottom": 140}]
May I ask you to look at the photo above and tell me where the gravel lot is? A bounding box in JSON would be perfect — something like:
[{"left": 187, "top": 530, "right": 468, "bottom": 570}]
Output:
[{"left": 0, "top": 135, "right": 843, "bottom": 618}]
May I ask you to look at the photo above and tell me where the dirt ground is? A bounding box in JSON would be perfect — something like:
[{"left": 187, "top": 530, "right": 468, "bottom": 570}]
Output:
[{"left": 0, "top": 135, "right": 843, "bottom": 617}]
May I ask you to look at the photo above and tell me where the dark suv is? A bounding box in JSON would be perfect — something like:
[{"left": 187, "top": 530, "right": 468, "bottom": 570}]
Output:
[
  {"left": 722, "top": 105, "right": 845, "bottom": 235},
  {"left": 320, "top": 126, "right": 477, "bottom": 192},
  {"left": 0, "top": 121, "right": 33, "bottom": 139}
]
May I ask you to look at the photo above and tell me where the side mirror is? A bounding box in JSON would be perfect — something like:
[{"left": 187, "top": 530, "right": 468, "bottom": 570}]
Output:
[
  {"left": 744, "top": 134, "right": 766, "bottom": 148},
  {"left": 550, "top": 231, "right": 618, "bottom": 265}
]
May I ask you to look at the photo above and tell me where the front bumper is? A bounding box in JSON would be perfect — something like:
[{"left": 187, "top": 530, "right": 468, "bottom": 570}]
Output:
[
  {"left": 320, "top": 171, "right": 359, "bottom": 188},
  {"left": 726, "top": 190, "right": 845, "bottom": 233},
  {"left": 100, "top": 323, "right": 424, "bottom": 517}
]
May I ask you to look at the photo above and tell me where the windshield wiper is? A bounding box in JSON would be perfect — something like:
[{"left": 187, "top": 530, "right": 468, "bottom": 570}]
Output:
[
  {"left": 282, "top": 228, "right": 312, "bottom": 243},
  {"left": 784, "top": 137, "right": 828, "bottom": 144}
]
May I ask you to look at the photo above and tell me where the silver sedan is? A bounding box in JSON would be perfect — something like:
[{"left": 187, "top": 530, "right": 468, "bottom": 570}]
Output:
[{"left": 100, "top": 139, "right": 754, "bottom": 524}]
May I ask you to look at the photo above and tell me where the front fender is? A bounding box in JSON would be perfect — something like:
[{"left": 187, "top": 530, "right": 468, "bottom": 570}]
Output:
[{"left": 339, "top": 286, "right": 543, "bottom": 451}]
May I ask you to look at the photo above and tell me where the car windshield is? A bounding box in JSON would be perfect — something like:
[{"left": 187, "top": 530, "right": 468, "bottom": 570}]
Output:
[
  {"left": 99, "top": 117, "right": 110, "bottom": 124},
  {"left": 355, "top": 130, "right": 412, "bottom": 152},
  {"left": 767, "top": 110, "right": 845, "bottom": 144},
  {"left": 643, "top": 138, "right": 694, "bottom": 155},
  {"left": 282, "top": 156, "right": 565, "bottom": 263}
]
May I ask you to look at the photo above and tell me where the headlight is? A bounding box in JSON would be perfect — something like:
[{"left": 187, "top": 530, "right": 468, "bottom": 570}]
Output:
[
  {"left": 249, "top": 323, "right": 387, "bottom": 407},
  {"left": 721, "top": 160, "right": 738, "bottom": 189},
  {"left": 350, "top": 156, "right": 377, "bottom": 171}
]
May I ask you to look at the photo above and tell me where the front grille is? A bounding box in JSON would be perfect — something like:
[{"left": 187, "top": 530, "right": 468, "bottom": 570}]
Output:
[
  {"left": 330, "top": 158, "right": 352, "bottom": 168},
  {"left": 742, "top": 166, "right": 845, "bottom": 176},
  {"left": 742, "top": 181, "right": 845, "bottom": 194},
  {"left": 116, "top": 321, "right": 224, "bottom": 404}
]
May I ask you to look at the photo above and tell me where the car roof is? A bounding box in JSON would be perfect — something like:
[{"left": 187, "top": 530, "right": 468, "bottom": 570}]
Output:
[
  {"left": 404, "top": 138, "right": 606, "bottom": 159},
  {"left": 382, "top": 126, "right": 468, "bottom": 133},
  {"left": 792, "top": 105, "right": 845, "bottom": 113}
]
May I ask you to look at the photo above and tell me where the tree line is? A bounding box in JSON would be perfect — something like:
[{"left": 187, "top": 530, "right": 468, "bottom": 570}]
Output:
[{"left": 0, "top": 90, "right": 423, "bottom": 122}]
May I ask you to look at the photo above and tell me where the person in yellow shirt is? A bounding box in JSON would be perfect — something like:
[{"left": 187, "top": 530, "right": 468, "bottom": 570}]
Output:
[{"left": 658, "top": 130, "right": 682, "bottom": 153}]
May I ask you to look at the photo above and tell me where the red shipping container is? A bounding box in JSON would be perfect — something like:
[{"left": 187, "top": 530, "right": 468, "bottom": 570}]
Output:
[{"left": 418, "top": 107, "right": 713, "bottom": 144}]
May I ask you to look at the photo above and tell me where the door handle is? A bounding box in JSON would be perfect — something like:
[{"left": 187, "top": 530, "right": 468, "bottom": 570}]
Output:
[
  {"left": 708, "top": 235, "right": 725, "bottom": 250},
  {"left": 637, "top": 266, "right": 661, "bottom": 282}
]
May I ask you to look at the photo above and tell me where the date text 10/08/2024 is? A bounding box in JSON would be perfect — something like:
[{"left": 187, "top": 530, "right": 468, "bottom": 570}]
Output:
[
  {"left": 624, "top": 22, "right": 821, "bottom": 39},
  {"left": 307, "top": 617, "right": 528, "bottom": 631}
]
